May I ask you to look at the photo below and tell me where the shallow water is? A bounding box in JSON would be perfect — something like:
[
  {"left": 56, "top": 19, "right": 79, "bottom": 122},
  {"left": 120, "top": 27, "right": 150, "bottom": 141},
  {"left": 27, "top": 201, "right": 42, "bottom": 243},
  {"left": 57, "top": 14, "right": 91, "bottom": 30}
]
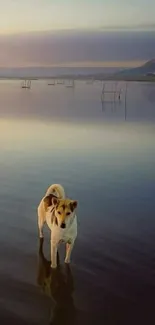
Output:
[{"left": 0, "top": 80, "right": 155, "bottom": 324}]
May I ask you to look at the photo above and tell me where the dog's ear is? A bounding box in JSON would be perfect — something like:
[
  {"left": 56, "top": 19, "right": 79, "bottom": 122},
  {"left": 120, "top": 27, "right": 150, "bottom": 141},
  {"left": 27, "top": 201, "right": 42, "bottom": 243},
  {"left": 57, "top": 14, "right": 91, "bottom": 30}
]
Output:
[
  {"left": 70, "top": 200, "right": 78, "bottom": 212},
  {"left": 52, "top": 197, "right": 59, "bottom": 206}
]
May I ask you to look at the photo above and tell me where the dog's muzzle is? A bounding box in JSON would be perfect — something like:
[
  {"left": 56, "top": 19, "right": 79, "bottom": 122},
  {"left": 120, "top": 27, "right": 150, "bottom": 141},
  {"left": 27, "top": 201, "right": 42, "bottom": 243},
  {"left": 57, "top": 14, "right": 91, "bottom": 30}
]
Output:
[{"left": 61, "top": 223, "right": 66, "bottom": 229}]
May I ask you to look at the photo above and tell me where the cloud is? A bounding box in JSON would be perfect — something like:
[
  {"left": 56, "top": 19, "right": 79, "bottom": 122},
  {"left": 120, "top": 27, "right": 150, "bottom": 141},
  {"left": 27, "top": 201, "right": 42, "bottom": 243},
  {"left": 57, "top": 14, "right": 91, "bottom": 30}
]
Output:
[
  {"left": 99, "top": 23, "right": 155, "bottom": 31},
  {"left": 0, "top": 30, "right": 154, "bottom": 67}
]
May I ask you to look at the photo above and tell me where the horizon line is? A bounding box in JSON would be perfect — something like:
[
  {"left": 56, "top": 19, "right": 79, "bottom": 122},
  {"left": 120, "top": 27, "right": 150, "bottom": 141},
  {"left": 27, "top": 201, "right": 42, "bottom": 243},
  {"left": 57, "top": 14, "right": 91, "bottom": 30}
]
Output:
[
  {"left": 0, "top": 60, "right": 147, "bottom": 69},
  {"left": 0, "top": 26, "right": 155, "bottom": 37}
]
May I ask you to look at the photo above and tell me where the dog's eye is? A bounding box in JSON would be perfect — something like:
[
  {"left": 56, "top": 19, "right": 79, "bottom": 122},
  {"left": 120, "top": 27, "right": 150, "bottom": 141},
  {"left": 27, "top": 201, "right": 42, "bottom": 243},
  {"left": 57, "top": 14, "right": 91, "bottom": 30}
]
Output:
[
  {"left": 57, "top": 211, "right": 61, "bottom": 215},
  {"left": 66, "top": 212, "right": 70, "bottom": 216}
]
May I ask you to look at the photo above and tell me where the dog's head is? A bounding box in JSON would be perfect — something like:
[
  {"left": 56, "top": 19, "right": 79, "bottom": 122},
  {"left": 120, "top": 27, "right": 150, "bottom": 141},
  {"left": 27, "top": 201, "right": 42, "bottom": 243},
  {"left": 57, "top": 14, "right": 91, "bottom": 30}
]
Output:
[{"left": 52, "top": 198, "right": 77, "bottom": 229}]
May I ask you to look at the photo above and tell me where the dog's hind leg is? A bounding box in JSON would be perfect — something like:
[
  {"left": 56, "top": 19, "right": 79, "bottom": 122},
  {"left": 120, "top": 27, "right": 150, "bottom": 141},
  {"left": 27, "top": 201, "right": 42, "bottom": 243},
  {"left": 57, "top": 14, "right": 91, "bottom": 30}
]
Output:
[{"left": 38, "top": 213, "right": 45, "bottom": 238}]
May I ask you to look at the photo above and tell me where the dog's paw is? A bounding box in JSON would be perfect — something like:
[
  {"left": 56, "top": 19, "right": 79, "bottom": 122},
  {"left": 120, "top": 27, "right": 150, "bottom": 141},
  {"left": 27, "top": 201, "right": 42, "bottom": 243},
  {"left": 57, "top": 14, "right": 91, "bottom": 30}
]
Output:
[
  {"left": 51, "top": 264, "right": 57, "bottom": 269},
  {"left": 65, "top": 259, "right": 70, "bottom": 264}
]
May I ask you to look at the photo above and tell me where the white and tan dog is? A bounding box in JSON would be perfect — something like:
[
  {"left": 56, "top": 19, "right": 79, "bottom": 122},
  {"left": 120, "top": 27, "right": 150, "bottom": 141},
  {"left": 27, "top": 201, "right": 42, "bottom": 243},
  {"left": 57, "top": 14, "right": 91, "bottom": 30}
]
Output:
[{"left": 37, "top": 184, "right": 77, "bottom": 268}]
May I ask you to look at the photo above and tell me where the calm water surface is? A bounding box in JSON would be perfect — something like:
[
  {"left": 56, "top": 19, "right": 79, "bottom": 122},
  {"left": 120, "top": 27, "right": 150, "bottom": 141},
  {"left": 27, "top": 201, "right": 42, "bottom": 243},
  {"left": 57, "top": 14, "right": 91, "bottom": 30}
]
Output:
[{"left": 0, "top": 80, "right": 155, "bottom": 325}]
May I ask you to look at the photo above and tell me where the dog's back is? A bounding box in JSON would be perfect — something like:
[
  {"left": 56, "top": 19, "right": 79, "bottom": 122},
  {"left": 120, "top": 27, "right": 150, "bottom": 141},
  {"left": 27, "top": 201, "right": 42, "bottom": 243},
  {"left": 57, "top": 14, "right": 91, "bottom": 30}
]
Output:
[
  {"left": 38, "top": 184, "right": 66, "bottom": 237},
  {"left": 45, "top": 184, "right": 66, "bottom": 199},
  {"left": 45, "top": 184, "right": 65, "bottom": 199}
]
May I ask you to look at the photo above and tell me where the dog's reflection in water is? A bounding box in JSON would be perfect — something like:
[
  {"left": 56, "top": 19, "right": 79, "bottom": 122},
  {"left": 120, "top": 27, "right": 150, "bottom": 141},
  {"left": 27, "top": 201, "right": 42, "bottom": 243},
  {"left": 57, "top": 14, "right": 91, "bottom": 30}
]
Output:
[{"left": 37, "top": 238, "right": 76, "bottom": 325}]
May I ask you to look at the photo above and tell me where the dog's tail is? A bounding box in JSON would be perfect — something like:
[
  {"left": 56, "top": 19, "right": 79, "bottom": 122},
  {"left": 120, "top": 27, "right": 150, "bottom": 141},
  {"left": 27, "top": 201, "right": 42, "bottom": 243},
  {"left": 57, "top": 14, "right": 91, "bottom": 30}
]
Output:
[{"left": 45, "top": 184, "right": 65, "bottom": 199}]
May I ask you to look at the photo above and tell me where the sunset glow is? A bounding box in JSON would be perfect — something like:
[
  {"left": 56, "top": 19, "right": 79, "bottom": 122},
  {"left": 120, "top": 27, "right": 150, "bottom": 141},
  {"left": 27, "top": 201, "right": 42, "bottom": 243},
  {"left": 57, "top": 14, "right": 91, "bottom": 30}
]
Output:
[{"left": 0, "top": 0, "right": 154, "bottom": 35}]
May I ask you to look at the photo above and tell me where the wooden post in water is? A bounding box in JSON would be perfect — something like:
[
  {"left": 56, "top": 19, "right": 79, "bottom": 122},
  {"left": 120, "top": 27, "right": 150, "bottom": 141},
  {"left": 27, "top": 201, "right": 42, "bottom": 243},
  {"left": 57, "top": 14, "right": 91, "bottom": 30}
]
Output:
[{"left": 124, "top": 82, "right": 128, "bottom": 121}]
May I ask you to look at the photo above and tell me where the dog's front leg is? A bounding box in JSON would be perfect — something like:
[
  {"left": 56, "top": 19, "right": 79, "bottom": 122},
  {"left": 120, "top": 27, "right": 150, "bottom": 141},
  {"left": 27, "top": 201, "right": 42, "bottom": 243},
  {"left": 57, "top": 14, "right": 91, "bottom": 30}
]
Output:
[
  {"left": 51, "top": 241, "right": 58, "bottom": 268},
  {"left": 65, "top": 241, "right": 74, "bottom": 264}
]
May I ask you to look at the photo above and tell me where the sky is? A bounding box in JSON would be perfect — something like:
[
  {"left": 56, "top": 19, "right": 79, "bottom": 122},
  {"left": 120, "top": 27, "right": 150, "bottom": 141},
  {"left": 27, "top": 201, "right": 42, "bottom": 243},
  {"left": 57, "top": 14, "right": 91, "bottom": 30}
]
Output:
[
  {"left": 0, "top": 0, "right": 155, "bottom": 34},
  {"left": 0, "top": 30, "right": 155, "bottom": 68},
  {"left": 0, "top": 0, "right": 154, "bottom": 68}
]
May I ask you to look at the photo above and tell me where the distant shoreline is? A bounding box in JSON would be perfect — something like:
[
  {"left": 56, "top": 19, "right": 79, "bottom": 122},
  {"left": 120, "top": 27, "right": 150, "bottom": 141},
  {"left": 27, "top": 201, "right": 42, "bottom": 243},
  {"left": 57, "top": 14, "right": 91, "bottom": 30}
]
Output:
[{"left": 0, "top": 75, "right": 155, "bottom": 82}]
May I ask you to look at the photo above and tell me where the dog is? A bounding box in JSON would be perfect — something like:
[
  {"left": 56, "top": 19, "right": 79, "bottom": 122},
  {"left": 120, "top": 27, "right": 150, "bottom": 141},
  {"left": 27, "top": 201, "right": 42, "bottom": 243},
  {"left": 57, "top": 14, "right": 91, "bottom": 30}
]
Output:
[{"left": 37, "top": 184, "right": 78, "bottom": 268}]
